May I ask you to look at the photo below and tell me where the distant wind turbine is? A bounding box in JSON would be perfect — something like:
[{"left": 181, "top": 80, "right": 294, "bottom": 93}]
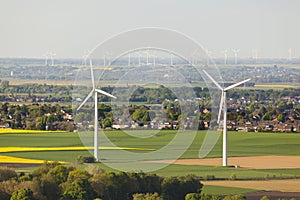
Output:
[
  {"left": 48, "top": 52, "right": 56, "bottom": 66},
  {"left": 221, "top": 49, "right": 228, "bottom": 65},
  {"left": 205, "top": 49, "right": 212, "bottom": 65},
  {"left": 203, "top": 70, "right": 251, "bottom": 166},
  {"left": 170, "top": 51, "right": 173, "bottom": 66},
  {"left": 77, "top": 57, "right": 117, "bottom": 161},
  {"left": 82, "top": 50, "right": 91, "bottom": 66},
  {"left": 43, "top": 53, "right": 48, "bottom": 66},
  {"left": 232, "top": 49, "right": 240, "bottom": 64},
  {"left": 288, "top": 48, "right": 292, "bottom": 61},
  {"left": 128, "top": 53, "right": 131, "bottom": 66}
]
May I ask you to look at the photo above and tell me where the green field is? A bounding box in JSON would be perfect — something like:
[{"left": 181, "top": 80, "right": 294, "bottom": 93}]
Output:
[
  {"left": 1, "top": 130, "right": 300, "bottom": 180},
  {"left": 201, "top": 185, "right": 259, "bottom": 196}
]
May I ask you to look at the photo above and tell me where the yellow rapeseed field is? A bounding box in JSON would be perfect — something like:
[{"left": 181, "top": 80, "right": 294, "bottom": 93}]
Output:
[
  {"left": 0, "top": 155, "right": 68, "bottom": 164},
  {"left": 0, "top": 128, "right": 65, "bottom": 134},
  {"left": 0, "top": 146, "right": 154, "bottom": 164},
  {"left": 0, "top": 146, "right": 154, "bottom": 153}
]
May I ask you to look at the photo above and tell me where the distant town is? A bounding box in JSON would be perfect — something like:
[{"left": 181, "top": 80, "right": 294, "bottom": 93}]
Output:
[{"left": 0, "top": 58, "right": 299, "bottom": 133}]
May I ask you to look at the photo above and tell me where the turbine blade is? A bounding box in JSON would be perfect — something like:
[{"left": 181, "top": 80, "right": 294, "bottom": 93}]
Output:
[
  {"left": 224, "top": 78, "right": 251, "bottom": 91},
  {"left": 218, "top": 92, "right": 224, "bottom": 124},
  {"left": 95, "top": 89, "right": 117, "bottom": 99},
  {"left": 90, "top": 58, "right": 95, "bottom": 90},
  {"left": 77, "top": 90, "right": 93, "bottom": 111},
  {"left": 202, "top": 70, "right": 223, "bottom": 91}
]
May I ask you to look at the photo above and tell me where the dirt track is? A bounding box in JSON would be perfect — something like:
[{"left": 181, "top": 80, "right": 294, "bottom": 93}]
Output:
[{"left": 156, "top": 156, "right": 300, "bottom": 169}]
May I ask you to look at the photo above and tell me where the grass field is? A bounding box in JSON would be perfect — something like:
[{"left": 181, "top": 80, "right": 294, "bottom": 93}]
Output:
[
  {"left": 201, "top": 185, "right": 259, "bottom": 196},
  {"left": 0, "top": 130, "right": 300, "bottom": 179},
  {"left": 1, "top": 129, "right": 300, "bottom": 195}
]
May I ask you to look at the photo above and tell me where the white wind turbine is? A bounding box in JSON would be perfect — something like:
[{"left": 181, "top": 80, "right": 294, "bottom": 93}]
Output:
[
  {"left": 128, "top": 53, "right": 131, "bottom": 66},
  {"left": 77, "top": 57, "right": 117, "bottom": 161},
  {"left": 170, "top": 51, "right": 174, "bottom": 66},
  {"left": 43, "top": 53, "right": 49, "bottom": 66},
  {"left": 221, "top": 49, "right": 228, "bottom": 65},
  {"left": 288, "top": 48, "right": 292, "bottom": 61},
  {"left": 82, "top": 50, "right": 91, "bottom": 66},
  {"left": 232, "top": 49, "right": 240, "bottom": 64},
  {"left": 49, "top": 52, "right": 56, "bottom": 66},
  {"left": 205, "top": 48, "right": 212, "bottom": 65},
  {"left": 203, "top": 70, "right": 251, "bottom": 166},
  {"left": 145, "top": 49, "right": 150, "bottom": 65}
]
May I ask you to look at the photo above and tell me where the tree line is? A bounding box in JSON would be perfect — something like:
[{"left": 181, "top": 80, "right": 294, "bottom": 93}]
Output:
[{"left": 0, "top": 163, "right": 203, "bottom": 200}]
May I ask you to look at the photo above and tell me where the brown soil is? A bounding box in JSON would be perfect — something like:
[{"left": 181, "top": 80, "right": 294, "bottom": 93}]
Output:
[
  {"left": 202, "top": 179, "right": 300, "bottom": 192},
  {"left": 245, "top": 191, "right": 300, "bottom": 200},
  {"left": 154, "top": 156, "right": 300, "bottom": 169},
  {"left": 0, "top": 163, "right": 41, "bottom": 168}
]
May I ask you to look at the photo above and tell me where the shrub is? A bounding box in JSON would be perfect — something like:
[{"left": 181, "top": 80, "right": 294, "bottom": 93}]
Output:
[
  {"left": 230, "top": 173, "right": 237, "bottom": 180},
  {"left": 205, "top": 175, "right": 216, "bottom": 180},
  {"left": 77, "top": 155, "right": 95, "bottom": 164}
]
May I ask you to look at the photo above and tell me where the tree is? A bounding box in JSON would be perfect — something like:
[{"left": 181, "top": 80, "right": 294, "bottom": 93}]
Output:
[
  {"left": 223, "top": 194, "right": 246, "bottom": 200},
  {"left": 1, "top": 80, "right": 9, "bottom": 89},
  {"left": 133, "top": 192, "right": 163, "bottom": 200},
  {"left": 162, "top": 175, "right": 202, "bottom": 200},
  {"left": 0, "top": 167, "right": 17, "bottom": 182},
  {"left": 185, "top": 193, "right": 200, "bottom": 200},
  {"left": 102, "top": 118, "right": 112, "bottom": 129},
  {"left": 39, "top": 174, "right": 60, "bottom": 200},
  {"left": 48, "top": 165, "right": 69, "bottom": 184},
  {"left": 260, "top": 196, "right": 271, "bottom": 200},
  {"left": 10, "top": 188, "right": 36, "bottom": 200},
  {"left": 61, "top": 179, "right": 96, "bottom": 200}
]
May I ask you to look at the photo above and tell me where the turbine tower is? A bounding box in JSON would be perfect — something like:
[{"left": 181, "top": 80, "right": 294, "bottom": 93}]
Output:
[
  {"left": 288, "top": 48, "right": 292, "bottom": 61},
  {"left": 221, "top": 49, "right": 228, "bottom": 65},
  {"left": 82, "top": 50, "right": 90, "bottom": 66},
  {"left": 49, "top": 52, "right": 56, "bottom": 66},
  {"left": 43, "top": 53, "right": 48, "bottom": 66},
  {"left": 170, "top": 51, "right": 173, "bottom": 66},
  {"left": 128, "top": 53, "right": 131, "bottom": 66},
  {"left": 203, "top": 70, "right": 251, "bottom": 166},
  {"left": 77, "top": 57, "right": 117, "bottom": 161},
  {"left": 205, "top": 49, "right": 212, "bottom": 65},
  {"left": 232, "top": 49, "right": 240, "bottom": 64}
]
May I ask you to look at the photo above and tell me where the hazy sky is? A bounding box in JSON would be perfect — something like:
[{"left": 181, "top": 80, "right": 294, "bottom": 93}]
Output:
[{"left": 0, "top": 0, "right": 299, "bottom": 58}]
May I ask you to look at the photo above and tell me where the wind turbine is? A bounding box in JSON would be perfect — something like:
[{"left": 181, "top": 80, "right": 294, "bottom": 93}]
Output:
[
  {"left": 128, "top": 53, "right": 131, "bottom": 66},
  {"left": 145, "top": 49, "right": 150, "bottom": 65},
  {"left": 202, "top": 70, "right": 251, "bottom": 166},
  {"left": 82, "top": 50, "right": 91, "bottom": 66},
  {"left": 221, "top": 49, "right": 228, "bottom": 65},
  {"left": 49, "top": 52, "right": 56, "bottom": 66},
  {"left": 205, "top": 48, "right": 212, "bottom": 65},
  {"left": 288, "top": 48, "right": 292, "bottom": 61},
  {"left": 170, "top": 51, "right": 173, "bottom": 66},
  {"left": 77, "top": 57, "right": 117, "bottom": 161},
  {"left": 232, "top": 49, "right": 240, "bottom": 64},
  {"left": 43, "top": 53, "right": 48, "bottom": 66}
]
